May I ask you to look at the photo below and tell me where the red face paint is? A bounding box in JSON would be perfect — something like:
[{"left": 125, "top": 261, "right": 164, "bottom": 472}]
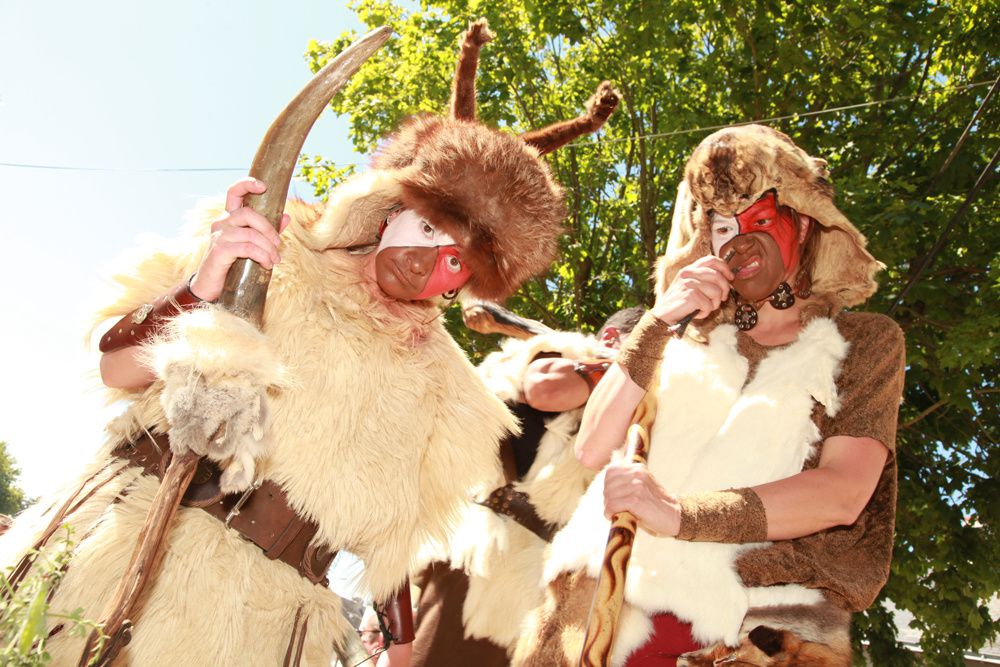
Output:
[
  {"left": 376, "top": 209, "right": 472, "bottom": 299},
  {"left": 710, "top": 191, "right": 801, "bottom": 271}
]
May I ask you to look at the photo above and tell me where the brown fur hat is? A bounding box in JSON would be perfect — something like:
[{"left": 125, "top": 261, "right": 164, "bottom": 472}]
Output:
[
  {"left": 369, "top": 19, "right": 620, "bottom": 301},
  {"left": 657, "top": 124, "right": 882, "bottom": 320}
]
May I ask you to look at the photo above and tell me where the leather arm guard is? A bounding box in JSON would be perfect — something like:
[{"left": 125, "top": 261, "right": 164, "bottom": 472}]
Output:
[
  {"left": 375, "top": 579, "right": 415, "bottom": 646},
  {"left": 99, "top": 277, "right": 203, "bottom": 353}
]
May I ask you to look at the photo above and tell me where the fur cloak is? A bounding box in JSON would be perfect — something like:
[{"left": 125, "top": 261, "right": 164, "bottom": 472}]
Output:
[
  {"left": 0, "top": 169, "right": 517, "bottom": 666},
  {"left": 415, "top": 331, "right": 605, "bottom": 652}
]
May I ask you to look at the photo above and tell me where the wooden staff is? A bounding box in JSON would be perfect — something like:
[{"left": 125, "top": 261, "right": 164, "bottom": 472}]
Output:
[
  {"left": 78, "top": 26, "right": 393, "bottom": 667},
  {"left": 578, "top": 383, "right": 659, "bottom": 667},
  {"left": 578, "top": 250, "right": 737, "bottom": 666}
]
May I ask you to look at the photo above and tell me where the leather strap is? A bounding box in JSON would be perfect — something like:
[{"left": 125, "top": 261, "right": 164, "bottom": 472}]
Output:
[
  {"left": 99, "top": 278, "right": 203, "bottom": 353},
  {"left": 573, "top": 358, "right": 612, "bottom": 392},
  {"left": 480, "top": 483, "right": 556, "bottom": 542},
  {"left": 376, "top": 579, "right": 415, "bottom": 645},
  {"left": 115, "top": 432, "right": 335, "bottom": 584}
]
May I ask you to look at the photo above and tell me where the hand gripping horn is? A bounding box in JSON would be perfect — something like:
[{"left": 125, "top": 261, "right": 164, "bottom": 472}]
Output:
[
  {"left": 221, "top": 25, "right": 393, "bottom": 326},
  {"left": 78, "top": 26, "right": 392, "bottom": 667}
]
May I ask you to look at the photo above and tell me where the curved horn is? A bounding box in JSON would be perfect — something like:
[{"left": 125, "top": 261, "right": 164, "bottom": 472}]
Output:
[
  {"left": 521, "top": 81, "right": 620, "bottom": 156},
  {"left": 219, "top": 25, "right": 393, "bottom": 325},
  {"left": 450, "top": 18, "right": 494, "bottom": 120},
  {"left": 75, "top": 29, "right": 393, "bottom": 667}
]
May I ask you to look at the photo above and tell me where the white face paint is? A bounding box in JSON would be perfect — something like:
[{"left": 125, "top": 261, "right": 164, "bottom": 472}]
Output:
[
  {"left": 710, "top": 212, "right": 739, "bottom": 256},
  {"left": 377, "top": 208, "right": 459, "bottom": 251}
]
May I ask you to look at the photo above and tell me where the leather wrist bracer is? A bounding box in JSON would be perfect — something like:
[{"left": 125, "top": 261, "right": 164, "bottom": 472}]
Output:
[
  {"left": 99, "top": 276, "right": 204, "bottom": 353},
  {"left": 676, "top": 487, "right": 768, "bottom": 544},
  {"left": 615, "top": 310, "right": 674, "bottom": 390},
  {"left": 375, "top": 579, "right": 415, "bottom": 646}
]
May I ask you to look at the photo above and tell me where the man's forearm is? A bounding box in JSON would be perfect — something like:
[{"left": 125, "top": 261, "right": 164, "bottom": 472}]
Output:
[{"left": 575, "top": 364, "right": 645, "bottom": 470}]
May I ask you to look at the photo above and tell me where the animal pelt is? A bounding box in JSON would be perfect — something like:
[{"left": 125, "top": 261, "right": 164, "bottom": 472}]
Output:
[
  {"left": 414, "top": 331, "right": 605, "bottom": 650},
  {"left": 678, "top": 600, "right": 851, "bottom": 667},
  {"left": 531, "top": 318, "right": 850, "bottom": 665},
  {"left": 372, "top": 19, "right": 620, "bottom": 301},
  {"left": 148, "top": 307, "right": 289, "bottom": 493},
  {"left": 657, "top": 125, "right": 883, "bottom": 332},
  {"left": 1, "top": 171, "right": 518, "bottom": 665}
]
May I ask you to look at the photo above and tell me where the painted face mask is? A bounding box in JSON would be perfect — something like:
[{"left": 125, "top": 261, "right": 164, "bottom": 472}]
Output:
[
  {"left": 709, "top": 190, "right": 801, "bottom": 271},
  {"left": 377, "top": 208, "right": 472, "bottom": 299}
]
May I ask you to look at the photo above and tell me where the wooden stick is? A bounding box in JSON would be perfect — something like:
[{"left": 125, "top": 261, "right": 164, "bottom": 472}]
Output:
[
  {"left": 579, "top": 386, "right": 659, "bottom": 667},
  {"left": 461, "top": 299, "right": 553, "bottom": 340}
]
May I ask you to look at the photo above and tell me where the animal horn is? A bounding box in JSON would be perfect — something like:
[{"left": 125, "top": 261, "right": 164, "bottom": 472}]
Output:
[
  {"left": 521, "top": 81, "right": 621, "bottom": 155},
  {"left": 74, "top": 28, "right": 393, "bottom": 667},
  {"left": 450, "top": 18, "right": 494, "bottom": 120},
  {"left": 219, "top": 25, "right": 393, "bottom": 325}
]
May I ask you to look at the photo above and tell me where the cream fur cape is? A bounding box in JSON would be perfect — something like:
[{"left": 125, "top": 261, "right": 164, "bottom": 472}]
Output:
[
  {"left": 0, "top": 170, "right": 516, "bottom": 666},
  {"left": 416, "top": 331, "right": 604, "bottom": 651},
  {"left": 543, "top": 318, "right": 849, "bottom": 665}
]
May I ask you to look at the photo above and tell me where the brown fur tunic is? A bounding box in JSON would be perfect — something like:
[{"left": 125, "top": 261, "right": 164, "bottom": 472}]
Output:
[{"left": 735, "top": 311, "right": 905, "bottom": 611}]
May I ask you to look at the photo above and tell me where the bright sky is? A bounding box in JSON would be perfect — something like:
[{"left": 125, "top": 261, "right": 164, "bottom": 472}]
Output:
[{"left": 0, "top": 1, "right": 370, "bottom": 498}]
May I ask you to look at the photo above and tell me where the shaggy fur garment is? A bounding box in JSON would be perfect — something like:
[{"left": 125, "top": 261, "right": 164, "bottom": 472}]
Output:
[
  {"left": 0, "top": 172, "right": 518, "bottom": 666},
  {"left": 678, "top": 600, "right": 851, "bottom": 667},
  {"left": 534, "top": 318, "right": 850, "bottom": 665},
  {"left": 415, "top": 332, "right": 605, "bottom": 651}
]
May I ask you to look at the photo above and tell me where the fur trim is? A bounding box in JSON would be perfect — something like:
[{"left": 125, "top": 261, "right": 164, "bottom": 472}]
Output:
[
  {"left": 146, "top": 307, "right": 288, "bottom": 492},
  {"left": 657, "top": 125, "right": 882, "bottom": 325}
]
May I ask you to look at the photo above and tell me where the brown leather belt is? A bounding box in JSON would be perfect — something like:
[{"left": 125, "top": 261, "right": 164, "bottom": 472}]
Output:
[
  {"left": 480, "top": 483, "right": 556, "bottom": 542},
  {"left": 115, "top": 432, "right": 335, "bottom": 585}
]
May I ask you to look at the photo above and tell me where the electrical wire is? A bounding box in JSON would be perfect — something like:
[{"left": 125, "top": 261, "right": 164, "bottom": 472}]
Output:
[{"left": 1, "top": 79, "right": 991, "bottom": 173}]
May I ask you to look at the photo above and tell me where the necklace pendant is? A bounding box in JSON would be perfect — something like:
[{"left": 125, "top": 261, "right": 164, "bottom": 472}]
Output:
[
  {"left": 769, "top": 282, "right": 795, "bottom": 310},
  {"left": 734, "top": 303, "right": 758, "bottom": 331}
]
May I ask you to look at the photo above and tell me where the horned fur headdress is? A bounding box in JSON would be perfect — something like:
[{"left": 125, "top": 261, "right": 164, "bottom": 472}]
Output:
[
  {"left": 310, "top": 19, "right": 620, "bottom": 301},
  {"left": 657, "top": 124, "right": 882, "bottom": 323}
]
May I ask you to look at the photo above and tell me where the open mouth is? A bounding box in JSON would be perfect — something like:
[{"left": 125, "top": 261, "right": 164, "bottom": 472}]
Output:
[{"left": 734, "top": 256, "right": 762, "bottom": 279}]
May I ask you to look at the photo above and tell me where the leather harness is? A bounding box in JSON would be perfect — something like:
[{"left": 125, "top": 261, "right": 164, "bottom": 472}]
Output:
[{"left": 115, "top": 432, "right": 335, "bottom": 585}]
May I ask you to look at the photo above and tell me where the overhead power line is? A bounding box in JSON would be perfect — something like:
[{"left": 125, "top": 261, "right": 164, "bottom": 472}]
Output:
[{"left": 0, "top": 79, "right": 992, "bottom": 174}]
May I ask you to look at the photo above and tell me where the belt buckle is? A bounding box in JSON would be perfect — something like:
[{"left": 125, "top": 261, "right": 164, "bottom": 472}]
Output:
[{"left": 224, "top": 479, "right": 262, "bottom": 527}]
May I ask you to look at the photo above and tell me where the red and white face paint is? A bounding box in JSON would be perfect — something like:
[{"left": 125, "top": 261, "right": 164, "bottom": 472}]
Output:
[
  {"left": 377, "top": 208, "right": 471, "bottom": 299},
  {"left": 710, "top": 190, "right": 801, "bottom": 271}
]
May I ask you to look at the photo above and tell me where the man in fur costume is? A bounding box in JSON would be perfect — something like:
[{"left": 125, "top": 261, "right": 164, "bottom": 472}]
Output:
[
  {"left": 409, "top": 307, "right": 644, "bottom": 666},
  {"left": 0, "top": 20, "right": 618, "bottom": 667},
  {"left": 513, "top": 124, "right": 905, "bottom": 667}
]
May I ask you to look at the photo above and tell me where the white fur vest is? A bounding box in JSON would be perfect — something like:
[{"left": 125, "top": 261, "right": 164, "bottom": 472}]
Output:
[{"left": 544, "top": 318, "right": 848, "bottom": 663}]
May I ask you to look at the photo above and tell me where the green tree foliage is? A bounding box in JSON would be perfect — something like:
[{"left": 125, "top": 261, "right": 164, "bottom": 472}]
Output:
[
  {"left": 0, "top": 441, "right": 31, "bottom": 516},
  {"left": 304, "top": 1, "right": 998, "bottom": 663}
]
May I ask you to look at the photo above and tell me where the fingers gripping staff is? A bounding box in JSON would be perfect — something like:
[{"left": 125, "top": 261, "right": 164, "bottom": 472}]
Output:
[{"left": 79, "top": 27, "right": 392, "bottom": 667}]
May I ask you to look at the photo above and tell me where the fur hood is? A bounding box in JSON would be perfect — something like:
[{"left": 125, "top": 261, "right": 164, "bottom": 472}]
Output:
[{"left": 656, "top": 124, "right": 882, "bottom": 323}]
